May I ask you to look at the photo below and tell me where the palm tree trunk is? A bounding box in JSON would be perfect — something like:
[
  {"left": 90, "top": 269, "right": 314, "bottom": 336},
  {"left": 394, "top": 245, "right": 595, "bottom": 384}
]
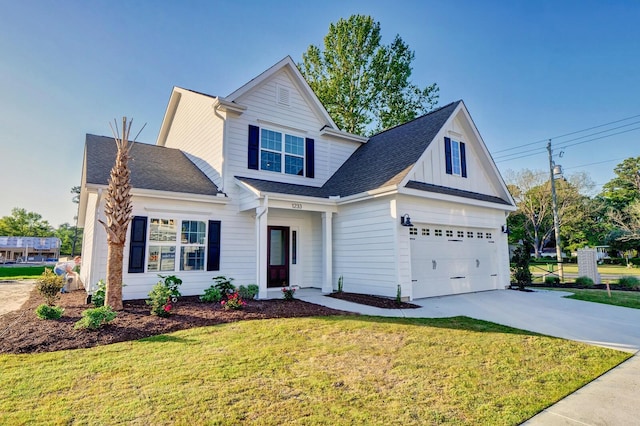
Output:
[{"left": 106, "top": 242, "right": 124, "bottom": 310}]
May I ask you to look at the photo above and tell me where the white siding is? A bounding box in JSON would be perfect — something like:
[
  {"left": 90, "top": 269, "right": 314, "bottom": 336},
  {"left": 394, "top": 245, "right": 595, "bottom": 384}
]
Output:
[
  {"left": 409, "top": 111, "right": 508, "bottom": 201},
  {"left": 333, "top": 197, "right": 398, "bottom": 298},
  {"left": 79, "top": 192, "right": 96, "bottom": 290},
  {"left": 223, "top": 69, "right": 360, "bottom": 191},
  {"left": 163, "top": 90, "right": 225, "bottom": 189}
]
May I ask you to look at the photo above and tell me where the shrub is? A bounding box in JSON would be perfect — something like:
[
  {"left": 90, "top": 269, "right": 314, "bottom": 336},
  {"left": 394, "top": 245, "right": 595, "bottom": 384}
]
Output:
[
  {"left": 147, "top": 282, "right": 174, "bottom": 317},
  {"left": 158, "top": 274, "right": 182, "bottom": 301},
  {"left": 221, "top": 292, "right": 246, "bottom": 310},
  {"left": 337, "top": 275, "right": 344, "bottom": 293},
  {"left": 35, "top": 268, "right": 64, "bottom": 306},
  {"left": 282, "top": 286, "right": 296, "bottom": 301},
  {"left": 92, "top": 279, "right": 106, "bottom": 307},
  {"left": 617, "top": 276, "right": 640, "bottom": 290},
  {"left": 238, "top": 284, "right": 259, "bottom": 300},
  {"left": 510, "top": 246, "right": 532, "bottom": 290},
  {"left": 575, "top": 276, "right": 594, "bottom": 287},
  {"left": 35, "top": 304, "right": 64, "bottom": 320},
  {"left": 200, "top": 286, "right": 223, "bottom": 303},
  {"left": 212, "top": 276, "right": 236, "bottom": 296},
  {"left": 396, "top": 284, "right": 402, "bottom": 304},
  {"left": 74, "top": 306, "right": 117, "bottom": 330},
  {"left": 544, "top": 275, "right": 560, "bottom": 285}
]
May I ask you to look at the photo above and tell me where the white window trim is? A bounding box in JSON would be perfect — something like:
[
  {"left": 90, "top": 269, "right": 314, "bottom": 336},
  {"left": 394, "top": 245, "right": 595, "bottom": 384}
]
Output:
[
  {"left": 451, "top": 140, "right": 462, "bottom": 176},
  {"left": 146, "top": 217, "right": 208, "bottom": 273},
  {"left": 259, "top": 128, "right": 305, "bottom": 176}
]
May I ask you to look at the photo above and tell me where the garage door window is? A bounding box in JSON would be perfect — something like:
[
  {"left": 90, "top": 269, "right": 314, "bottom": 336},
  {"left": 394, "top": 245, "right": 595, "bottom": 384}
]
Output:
[
  {"left": 435, "top": 229, "right": 443, "bottom": 237},
  {"left": 422, "top": 228, "right": 430, "bottom": 236}
]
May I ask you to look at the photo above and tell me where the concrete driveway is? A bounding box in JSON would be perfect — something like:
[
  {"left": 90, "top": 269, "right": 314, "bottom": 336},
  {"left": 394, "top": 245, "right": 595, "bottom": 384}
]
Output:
[
  {"left": 299, "top": 288, "right": 640, "bottom": 352},
  {"left": 0, "top": 280, "right": 35, "bottom": 317}
]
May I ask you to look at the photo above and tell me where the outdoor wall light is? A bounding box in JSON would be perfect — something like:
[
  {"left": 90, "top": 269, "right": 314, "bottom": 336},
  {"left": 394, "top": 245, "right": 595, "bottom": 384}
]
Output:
[
  {"left": 501, "top": 224, "right": 509, "bottom": 234},
  {"left": 400, "top": 213, "right": 413, "bottom": 227}
]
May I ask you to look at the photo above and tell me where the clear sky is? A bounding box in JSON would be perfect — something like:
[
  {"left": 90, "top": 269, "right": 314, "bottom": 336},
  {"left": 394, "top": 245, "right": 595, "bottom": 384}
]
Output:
[{"left": 1, "top": 0, "right": 639, "bottom": 227}]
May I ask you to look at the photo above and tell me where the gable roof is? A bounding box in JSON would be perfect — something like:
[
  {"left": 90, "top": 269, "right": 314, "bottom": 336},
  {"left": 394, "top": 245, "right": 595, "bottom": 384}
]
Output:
[
  {"left": 322, "top": 101, "right": 461, "bottom": 197},
  {"left": 84, "top": 134, "right": 219, "bottom": 195}
]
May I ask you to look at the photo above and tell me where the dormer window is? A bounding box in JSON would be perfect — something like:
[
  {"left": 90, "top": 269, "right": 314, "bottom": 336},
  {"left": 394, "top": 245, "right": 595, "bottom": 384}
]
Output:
[{"left": 444, "top": 137, "right": 467, "bottom": 178}]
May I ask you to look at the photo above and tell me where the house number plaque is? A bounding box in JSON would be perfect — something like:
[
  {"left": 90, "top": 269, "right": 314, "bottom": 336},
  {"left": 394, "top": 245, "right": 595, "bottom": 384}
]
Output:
[{"left": 291, "top": 203, "right": 303, "bottom": 209}]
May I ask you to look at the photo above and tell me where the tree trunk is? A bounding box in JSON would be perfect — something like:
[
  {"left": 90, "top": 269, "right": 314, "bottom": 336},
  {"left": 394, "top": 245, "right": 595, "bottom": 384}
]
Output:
[{"left": 105, "top": 242, "right": 124, "bottom": 310}]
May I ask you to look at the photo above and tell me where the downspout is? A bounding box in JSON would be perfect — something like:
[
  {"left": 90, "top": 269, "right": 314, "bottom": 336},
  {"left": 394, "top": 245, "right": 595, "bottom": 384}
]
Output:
[{"left": 212, "top": 103, "right": 227, "bottom": 193}]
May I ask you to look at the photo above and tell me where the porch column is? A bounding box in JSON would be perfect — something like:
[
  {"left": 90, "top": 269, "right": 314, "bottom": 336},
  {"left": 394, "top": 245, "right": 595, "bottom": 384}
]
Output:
[
  {"left": 256, "top": 203, "right": 269, "bottom": 299},
  {"left": 321, "top": 212, "right": 334, "bottom": 294}
]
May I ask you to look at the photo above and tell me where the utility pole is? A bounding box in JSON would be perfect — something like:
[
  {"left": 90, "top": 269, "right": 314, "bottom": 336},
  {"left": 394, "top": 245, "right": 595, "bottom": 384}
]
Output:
[{"left": 547, "top": 140, "right": 564, "bottom": 281}]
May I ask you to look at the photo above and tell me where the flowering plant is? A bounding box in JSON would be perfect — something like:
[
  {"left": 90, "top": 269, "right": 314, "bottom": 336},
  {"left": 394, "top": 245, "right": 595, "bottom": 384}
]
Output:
[
  {"left": 221, "top": 292, "right": 247, "bottom": 310},
  {"left": 282, "top": 286, "right": 296, "bottom": 301}
]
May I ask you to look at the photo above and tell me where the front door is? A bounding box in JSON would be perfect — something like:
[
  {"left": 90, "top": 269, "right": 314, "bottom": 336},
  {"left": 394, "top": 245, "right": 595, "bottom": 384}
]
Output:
[{"left": 267, "top": 226, "right": 289, "bottom": 287}]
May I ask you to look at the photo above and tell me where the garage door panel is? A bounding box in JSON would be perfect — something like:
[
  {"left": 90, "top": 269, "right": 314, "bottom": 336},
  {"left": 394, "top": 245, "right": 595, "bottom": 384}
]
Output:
[{"left": 410, "top": 225, "right": 499, "bottom": 299}]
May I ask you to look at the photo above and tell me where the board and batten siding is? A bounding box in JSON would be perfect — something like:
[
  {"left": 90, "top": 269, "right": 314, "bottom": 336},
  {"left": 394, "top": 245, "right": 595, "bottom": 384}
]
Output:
[
  {"left": 409, "top": 114, "right": 505, "bottom": 199},
  {"left": 162, "top": 90, "right": 225, "bottom": 189},
  {"left": 79, "top": 192, "right": 97, "bottom": 291},
  {"left": 222, "top": 69, "right": 361, "bottom": 191},
  {"left": 333, "top": 198, "right": 397, "bottom": 297}
]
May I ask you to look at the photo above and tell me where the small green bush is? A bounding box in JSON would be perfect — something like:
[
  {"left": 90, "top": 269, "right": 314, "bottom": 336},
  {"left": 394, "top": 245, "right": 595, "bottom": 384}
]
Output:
[
  {"left": 35, "top": 304, "right": 64, "bottom": 320},
  {"left": 337, "top": 275, "right": 344, "bottom": 293},
  {"left": 92, "top": 279, "right": 106, "bottom": 307},
  {"left": 238, "top": 284, "right": 259, "bottom": 300},
  {"left": 212, "top": 276, "right": 235, "bottom": 296},
  {"left": 158, "top": 274, "right": 182, "bottom": 299},
  {"left": 575, "top": 276, "right": 594, "bottom": 287},
  {"left": 200, "top": 286, "right": 223, "bottom": 303},
  {"left": 617, "top": 276, "right": 640, "bottom": 290},
  {"left": 147, "top": 282, "right": 174, "bottom": 317},
  {"left": 35, "top": 268, "right": 64, "bottom": 306},
  {"left": 221, "top": 292, "right": 246, "bottom": 310},
  {"left": 281, "top": 286, "right": 296, "bottom": 301},
  {"left": 74, "top": 306, "right": 117, "bottom": 330},
  {"left": 544, "top": 276, "right": 560, "bottom": 285}
]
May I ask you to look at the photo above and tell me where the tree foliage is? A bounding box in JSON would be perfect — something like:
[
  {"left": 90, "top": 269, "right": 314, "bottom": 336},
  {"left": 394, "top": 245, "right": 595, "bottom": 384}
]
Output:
[
  {"left": 506, "top": 169, "right": 595, "bottom": 256},
  {"left": 299, "top": 14, "right": 439, "bottom": 135},
  {"left": 601, "top": 156, "right": 640, "bottom": 211},
  {"left": 0, "top": 208, "right": 54, "bottom": 237}
]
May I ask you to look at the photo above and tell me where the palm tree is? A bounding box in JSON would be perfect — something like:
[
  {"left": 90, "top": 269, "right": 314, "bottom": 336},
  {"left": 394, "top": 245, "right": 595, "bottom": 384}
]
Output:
[{"left": 99, "top": 117, "right": 135, "bottom": 310}]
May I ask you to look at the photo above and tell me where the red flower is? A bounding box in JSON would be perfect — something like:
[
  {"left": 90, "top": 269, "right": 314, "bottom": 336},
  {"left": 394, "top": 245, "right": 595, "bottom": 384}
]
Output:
[{"left": 164, "top": 304, "right": 172, "bottom": 312}]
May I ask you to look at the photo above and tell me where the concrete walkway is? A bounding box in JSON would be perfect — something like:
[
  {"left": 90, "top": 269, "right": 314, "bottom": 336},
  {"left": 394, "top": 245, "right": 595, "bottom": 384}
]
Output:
[{"left": 296, "top": 288, "right": 640, "bottom": 424}]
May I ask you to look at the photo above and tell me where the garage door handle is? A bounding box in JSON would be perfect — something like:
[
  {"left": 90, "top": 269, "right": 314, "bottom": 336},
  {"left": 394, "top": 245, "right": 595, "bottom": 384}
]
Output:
[
  {"left": 491, "top": 274, "right": 498, "bottom": 277},
  {"left": 411, "top": 280, "right": 418, "bottom": 282},
  {"left": 450, "top": 276, "right": 465, "bottom": 279}
]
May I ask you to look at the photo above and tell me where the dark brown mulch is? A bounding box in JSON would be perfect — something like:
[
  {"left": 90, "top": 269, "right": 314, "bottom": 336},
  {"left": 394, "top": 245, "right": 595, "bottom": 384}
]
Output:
[
  {"left": 327, "top": 291, "right": 420, "bottom": 309},
  {"left": 0, "top": 289, "right": 356, "bottom": 355}
]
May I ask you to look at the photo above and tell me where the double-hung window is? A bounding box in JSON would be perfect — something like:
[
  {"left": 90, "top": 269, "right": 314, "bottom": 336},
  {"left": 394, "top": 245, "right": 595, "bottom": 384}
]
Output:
[
  {"left": 444, "top": 137, "right": 467, "bottom": 178},
  {"left": 147, "top": 218, "right": 207, "bottom": 272},
  {"left": 260, "top": 128, "right": 305, "bottom": 176},
  {"left": 451, "top": 140, "right": 462, "bottom": 176}
]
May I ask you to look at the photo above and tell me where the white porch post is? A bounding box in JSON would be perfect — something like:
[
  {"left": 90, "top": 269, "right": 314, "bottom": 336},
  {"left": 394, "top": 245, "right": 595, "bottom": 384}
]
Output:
[
  {"left": 321, "top": 212, "right": 334, "bottom": 294},
  {"left": 256, "top": 201, "right": 269, "bottom": 299}
]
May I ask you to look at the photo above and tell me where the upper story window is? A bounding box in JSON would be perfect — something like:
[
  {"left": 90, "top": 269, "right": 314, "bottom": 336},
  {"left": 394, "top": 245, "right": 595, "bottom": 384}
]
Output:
[
  {"left": 248, "top": 124, "right": 315, "bottom": 178},
  {"left": 260, "top": 129, "right": 305, "bottom": 176},
  {"left": 444, "top": 137, "right": 467, "bottom": 178}
]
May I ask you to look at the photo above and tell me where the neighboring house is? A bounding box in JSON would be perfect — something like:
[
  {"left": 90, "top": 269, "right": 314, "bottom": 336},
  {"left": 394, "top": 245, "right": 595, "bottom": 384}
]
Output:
[{"left": 78, "top": 56, "right": 516, "bottom": 301}]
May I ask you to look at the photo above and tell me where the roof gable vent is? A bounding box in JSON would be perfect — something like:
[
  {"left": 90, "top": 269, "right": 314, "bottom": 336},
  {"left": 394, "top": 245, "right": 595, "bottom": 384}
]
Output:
[{"left": 276, "top": 84, "right": 290, "bottom": 107}]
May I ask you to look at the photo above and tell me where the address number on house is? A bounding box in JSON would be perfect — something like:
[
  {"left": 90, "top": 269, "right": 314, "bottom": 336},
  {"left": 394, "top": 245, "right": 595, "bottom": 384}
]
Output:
[{"left": 291, "top": 203, "right": 303, "bottom": 209}]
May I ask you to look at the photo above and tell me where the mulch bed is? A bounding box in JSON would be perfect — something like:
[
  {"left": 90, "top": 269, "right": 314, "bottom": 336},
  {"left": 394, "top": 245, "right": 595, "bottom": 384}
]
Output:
[
  {"left": 327, "top": 291, "right": 420, "bottom": 309},
  {"left": 0, "top": 289, "right": 357, "bottom": 355}
]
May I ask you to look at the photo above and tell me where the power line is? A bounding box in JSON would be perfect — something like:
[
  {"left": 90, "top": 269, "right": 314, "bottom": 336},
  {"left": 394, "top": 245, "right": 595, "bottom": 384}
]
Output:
[{"left": 493, "top": 113, "right": 640, "bottom": 155}]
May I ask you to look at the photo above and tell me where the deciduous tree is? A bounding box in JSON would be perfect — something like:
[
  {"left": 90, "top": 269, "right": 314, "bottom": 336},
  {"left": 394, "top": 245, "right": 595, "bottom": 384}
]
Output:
[
  {"left": 299, "top": 14, "right": 439, "bottom": 135},
  {"left": 0, "top": 208, "right": 53, "bottom": 237}
]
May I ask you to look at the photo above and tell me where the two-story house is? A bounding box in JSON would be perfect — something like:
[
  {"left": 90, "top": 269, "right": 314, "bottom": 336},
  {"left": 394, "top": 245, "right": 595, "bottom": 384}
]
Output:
[{"left": 78, "top": 56, "right": 516, "bottom": 301}]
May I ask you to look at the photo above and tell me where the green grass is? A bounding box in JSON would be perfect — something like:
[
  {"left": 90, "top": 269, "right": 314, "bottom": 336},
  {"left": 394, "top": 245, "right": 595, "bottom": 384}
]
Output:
[
  {"left": 0, "top": 265, "right": 45, "bottom": 280},
  {"left": 531, "top": 264, "right": 640, "bottom": 276},
  {"left": 0, "top": 316, "right": 629, "bottom": 425},
  {"left": 548, "top": 288, "right": 640, "bottom": 310}
]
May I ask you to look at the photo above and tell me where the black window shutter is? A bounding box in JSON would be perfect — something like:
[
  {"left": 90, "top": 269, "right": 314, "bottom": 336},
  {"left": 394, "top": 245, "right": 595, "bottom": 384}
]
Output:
[
  {"left": 444, "top": 137, "right": 452, "bottom": 175},
  {"left": 207, "top": 220, "right": 221, "bottom": 271},
  {"left": 248, "top": 125, "right": 259, "bottom": 170},
  {"left": 128, "top": 216, "right": 147, "bottom": 273},
  {"left": 305, "top": 138, "right": 315, "bottom": 178},
  {"left": 460, "top": 142, "right": 467, "bottom": 178}
]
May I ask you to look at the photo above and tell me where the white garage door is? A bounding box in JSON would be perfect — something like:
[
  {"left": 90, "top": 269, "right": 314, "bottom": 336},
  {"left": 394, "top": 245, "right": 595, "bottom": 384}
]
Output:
[{"left": 410, "top": 225, "right": 499, "bottom": 299}]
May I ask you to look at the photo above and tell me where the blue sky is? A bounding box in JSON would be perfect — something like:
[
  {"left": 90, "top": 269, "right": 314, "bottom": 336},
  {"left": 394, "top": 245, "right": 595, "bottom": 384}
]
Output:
[{"left": 1, "top": 0, "right": 639, "bottom": 227}]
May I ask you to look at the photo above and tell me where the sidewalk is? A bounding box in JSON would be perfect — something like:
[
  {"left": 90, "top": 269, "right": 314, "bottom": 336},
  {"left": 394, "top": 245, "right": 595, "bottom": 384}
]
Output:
[{"left": 0, "top": 280, "right": 35, "bottom": 316}]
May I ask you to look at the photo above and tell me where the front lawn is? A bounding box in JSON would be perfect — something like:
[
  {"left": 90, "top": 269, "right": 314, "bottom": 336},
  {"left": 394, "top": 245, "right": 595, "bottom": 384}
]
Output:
[
  {"left": 547, "top": 288, "right": 640, "bottom": 310},
  {"left": 0, "top": 316, "right": 629, "bottom": 425},
  {"left": 0, "top": 265, "right": 46, "bottom": 280}
]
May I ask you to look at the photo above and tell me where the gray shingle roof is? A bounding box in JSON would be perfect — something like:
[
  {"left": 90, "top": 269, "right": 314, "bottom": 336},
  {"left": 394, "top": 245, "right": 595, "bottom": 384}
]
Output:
[
  {"left": 84, "top": 134, "right": 219, "bottom": 196},
  {"left": 405, "top": 181, "right": 512, "bottom": 206},
  {"left": 322, "top": 101, "right": 461, "bottom": 197},
  {"left": 235, "top": 176, "right": 327, "bottom": 198}
]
